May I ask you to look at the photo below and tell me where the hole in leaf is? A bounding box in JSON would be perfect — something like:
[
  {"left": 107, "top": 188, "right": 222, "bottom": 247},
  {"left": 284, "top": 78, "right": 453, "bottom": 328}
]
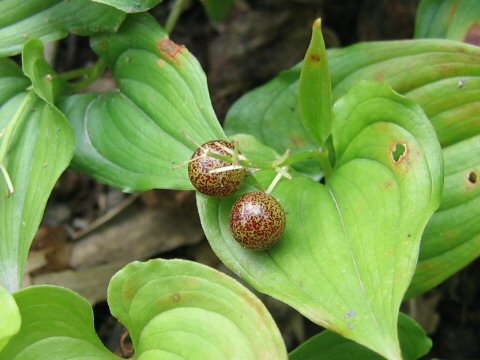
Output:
[
  {"left": 468, "top": 171, "right": 478, "bottom": 185},
  {"left": 391, "top": 143, "right": 407, "bottom": 163}
]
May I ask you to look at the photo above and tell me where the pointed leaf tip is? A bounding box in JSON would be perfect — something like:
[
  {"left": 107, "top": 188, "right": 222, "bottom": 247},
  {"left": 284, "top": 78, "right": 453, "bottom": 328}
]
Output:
[{"left": 299, "top": 17, "right": 332, "bottom": 146}]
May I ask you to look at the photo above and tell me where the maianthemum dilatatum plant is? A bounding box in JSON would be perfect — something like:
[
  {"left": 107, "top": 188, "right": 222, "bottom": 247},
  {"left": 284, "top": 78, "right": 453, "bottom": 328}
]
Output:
[{"left": 0, "top": 0, "right": 479, "bottom": 359}]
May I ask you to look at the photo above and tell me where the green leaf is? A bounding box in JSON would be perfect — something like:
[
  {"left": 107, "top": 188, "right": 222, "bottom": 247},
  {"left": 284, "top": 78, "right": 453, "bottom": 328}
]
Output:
[
  {"left": 199, "top": 81, "right": 443, "bottom": 359},
  {"left": 0, "top": 60, "right": 29, "bottom": 105},
  {"left": 0, "top": 0, "right": 125, "bottom": 57},
  {"left": 21, "top": 39, "right": 67, "bottom": 104},
  {"left": 0, "top": 286, "right": 20, "bottom": 352},
  {"left": 0, "top": 89, "right": 74, "bottom": 291},
  {"left": 224, "top": 39, "right": 480, "bottom": 296},
  {"left": 290, "top": 313, "right": 431, "bottom": 360},
  {"left": 108, "top": 259, "right": 287, "bottom": 359},
  {"left": 60, "top": 13, "right": 225, "bottom": 192},
  {"left": 415, "top": 0, "right": 480, "bottom": 45},
  {"left": 91, "top": 0, "right": 163, "bottom": 13},
  {"left": 299, "top": 19, "right": 332, "bottom": 146},
  {"left": 407, "top": 134, "right": 480, "bottom": 297},
  {"left": 201, "top": 0, "right": 234, "bottom": 22},
  {"left": 0, "top": 285, "right": 120, "bottom": 359}
]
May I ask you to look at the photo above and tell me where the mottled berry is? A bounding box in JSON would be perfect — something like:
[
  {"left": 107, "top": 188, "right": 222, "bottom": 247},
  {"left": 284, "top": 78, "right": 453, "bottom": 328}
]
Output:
[
  {"left": 230, "top": 192, "right": 286, "bottom": 250},
  {"left": 188, "top": 140, "right": 246, "bottom": 197}
]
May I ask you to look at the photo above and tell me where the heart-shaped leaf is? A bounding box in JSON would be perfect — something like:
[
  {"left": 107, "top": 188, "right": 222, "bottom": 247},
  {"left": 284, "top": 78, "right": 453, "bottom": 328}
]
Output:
[
  {"left": 60, "top": 13, "right": 225, "bottom": 192},
  {"left": 199, "top": 81, "right": 443, "bottom": 359},
  {"left": 290, "top": 313, "right": 432, "bottom": 360},
  {"left": 224, "top": 39, "right": 480, "bottom": 296},
  {"left": 415, "top": 0, "right": 480, "bottom": 45},
  {"left": 0, "top": 89, "right": 74, "bottom": 291},
  {"left": 299, "top": 19, "right": 332, "bottom": 146},
  {"left": 109, "top": 259, "right": 287, "bottom": 359},
  {"left": 0, "top": 0, "right": 125, "bottom": 57},
  {"left": 0, "top": 285, "right": 120, "bottom": 359},
  {"left": 91, "top": 0, "right": 163, "bottom": 13},
  {"left": 0, "top": 286, "right": 20, "bottom": 352}
]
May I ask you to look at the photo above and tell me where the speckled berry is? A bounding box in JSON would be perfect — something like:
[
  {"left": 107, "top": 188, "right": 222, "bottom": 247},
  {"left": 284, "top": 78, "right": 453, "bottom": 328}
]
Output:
[
  {"left": 230, "top": 192, "right": 286, "bottom": 250},
  {"left": 188, "top": 140, "right": 246, "bottom": 197}
]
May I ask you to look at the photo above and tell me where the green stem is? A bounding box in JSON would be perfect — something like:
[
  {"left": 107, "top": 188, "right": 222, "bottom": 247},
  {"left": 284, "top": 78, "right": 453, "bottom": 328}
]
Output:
[
  {"left": 0, "top": 91, "right": 35, "bottom": 194},
  {"left": 207, "top": 145, "right": 333, "bottom": 180},
  {"left": 165, "top": 0, "right": 190, "bottom": 34},
  {"left": 67, "top": 60, "right": 106, "bottom": 91},
  {"left": 318, "top": 147, "right": 332, "bottom": 180},
  {"left": 282, "top": 150, "right": 323, "bottom": 166}
]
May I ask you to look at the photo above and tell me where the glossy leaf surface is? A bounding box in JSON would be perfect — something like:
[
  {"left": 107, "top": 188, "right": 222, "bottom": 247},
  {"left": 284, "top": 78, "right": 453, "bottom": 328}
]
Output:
[
  {"left": 225, "top": 39, "right": 480, "bottom": 296},
  {"left": 0, "top": 89, "right": 74, "bottom": 291},
  {"left": 200, "top": 82, "right": 443, "bottom": 359},
  {"left": 0, "top": 0, "right": 125, "bottom": 57},
  {"left": 91, "top": 0, "right": 163, "bottom": 12},
  {"left": 0, "top": 286, "right": 120, "bottom": 360},
  {"left": 108, "top": 259, "right": 287, "bottom": 359},
  {"left": 290, "top": 313, "right": 431, "bottom": 360},
  {"left": 415, "top": 0, "right": 480, "bottom": 45},
  {"left": 0, "top": 286, "right": 20, "bottom": 352},
  {"left": 60, "top": 13, "right": 225, "bottom": 192},
  {"left": 299, "top": 19, "right": 332, "bottom": 145}
]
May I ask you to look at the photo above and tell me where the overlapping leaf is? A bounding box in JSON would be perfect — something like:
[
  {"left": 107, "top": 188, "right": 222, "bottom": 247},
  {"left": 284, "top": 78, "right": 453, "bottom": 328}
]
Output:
[
  {"left": 225, "top": 39, "right": 480, "bottom": 296},
  {"left": 60, "top": 13, "right": 225, "bottom": 192},
  {"left": 290, "top": 313, "right": 432, "bottom": 360},
  {"left": 109, "top": 259, "right": 287, "bottom": 359},
  {"left": 0, "top": 286, "right": 120, "bottom": 359},
  {"left": 0, "top": 54, "right": 74, "bottom": 292},
  {"left": 415, "top": 0, "right": 480, "bottom": 45},
  {"left": 1, "top": 260, "right": 287, "bottom": 359},
  {"left": 91, "top": 0, "right": 163, "bottom": 13},
  {"left": 407, "top": 134, "right": 480, "bottom": 297},
  {"left": 199, "top": 81, "right": 443, "bottom": 359},
  {"left": 0, "top": 286, "right": 20, "bottom": 352},
  {"left": 0, "top": 0, "right": 125, "bottom": 57},
  {"left": 22, "top": 39, "right": 67, "bottom": 104}
]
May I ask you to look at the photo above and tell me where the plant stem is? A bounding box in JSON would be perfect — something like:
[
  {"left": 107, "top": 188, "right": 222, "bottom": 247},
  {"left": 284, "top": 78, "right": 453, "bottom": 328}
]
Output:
[
  {"left": 0, "top": 91, "right": 35, "bottom": 194},
  {"left": 318, "top": 146, "right": 332, "bottom": 180},
  {"left": 282, "top": 150, "right": 323, "bottom": 166},
  {"left": 165, "top": 0, "right": 190, "bottom": 34},
  {"left": 66, "top": 60, "right": 106, "bottom": 91}
]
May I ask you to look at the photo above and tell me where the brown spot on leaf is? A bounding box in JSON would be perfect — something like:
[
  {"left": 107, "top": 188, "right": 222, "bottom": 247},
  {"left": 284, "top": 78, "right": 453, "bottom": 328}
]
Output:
[
  {"left": 157, "top": 59, "right": 166, "bottom": 67},
  {"left": 465, "top": 23, "right": 480, "bottom": 46},
  {"left": 158, "top": 38, "right": 185, "bottom": 64},
  {"left": 291, "top": 135, "right": 305, "bottom": 147},
  {"left": 309, "top": 53, "right": 321, "bottom": 62},
  {"left": 467, "top": 170, "right": 478, "bottom": 189},
  {"left": 374, "top": 72, "right": 385, "bottom": 81},
  {"left": 383, "top": 180, "right": 395, "bottom": 189},
  {"left": 391, "top": 142, "right": 408, "bottom": 164}
]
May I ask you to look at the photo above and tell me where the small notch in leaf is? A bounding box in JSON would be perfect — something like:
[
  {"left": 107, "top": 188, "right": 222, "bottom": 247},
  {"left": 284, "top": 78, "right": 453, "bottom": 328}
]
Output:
[
  {"left": 391, "top": 143, "right": 407, "bottom": 163},
  {"left": 467, "top": 171, "right": 478, "bottom": 185}
]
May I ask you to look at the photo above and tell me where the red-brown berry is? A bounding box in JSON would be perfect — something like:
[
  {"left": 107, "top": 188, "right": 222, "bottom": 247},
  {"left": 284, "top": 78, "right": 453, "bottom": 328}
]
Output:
[
  {"left": 229, "top": 192, "right": 286, "bottom": 250},
  {"left": 188, "top": 140, "right": 246, "bottom": 197}
]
